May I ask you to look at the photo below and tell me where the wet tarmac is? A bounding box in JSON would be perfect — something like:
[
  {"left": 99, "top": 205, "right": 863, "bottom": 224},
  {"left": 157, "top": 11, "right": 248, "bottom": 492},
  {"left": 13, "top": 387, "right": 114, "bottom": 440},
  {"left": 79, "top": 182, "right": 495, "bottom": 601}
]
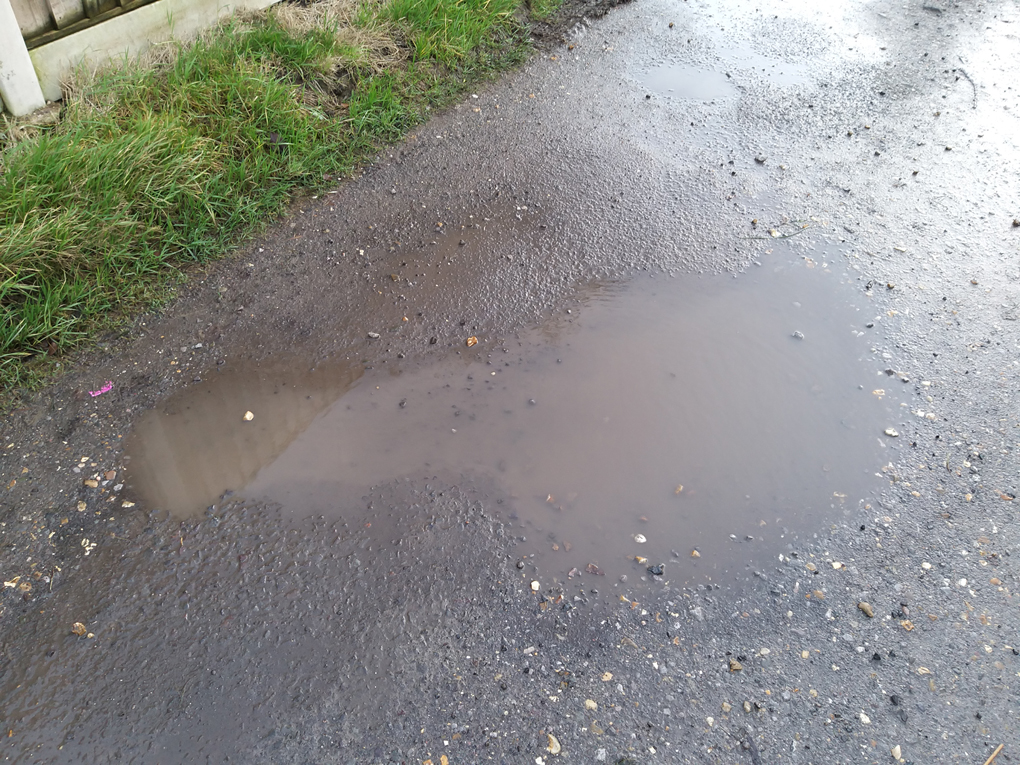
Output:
[
  {"left": 127, "top": 255, "right": 886, "bottom": 588},
  {"left": 3, "top": 0, "right": 1020, "bottom": 760}
]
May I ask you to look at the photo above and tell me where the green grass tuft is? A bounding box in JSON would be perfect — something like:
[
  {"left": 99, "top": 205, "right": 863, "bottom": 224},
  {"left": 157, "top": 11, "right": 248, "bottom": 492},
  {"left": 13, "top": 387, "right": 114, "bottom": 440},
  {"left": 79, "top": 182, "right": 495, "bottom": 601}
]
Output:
[
  {"left": 527, "top": 0, "right": 562, "bottom": 21},
  {"left": 385, "top": 0, "right": 519, "bottom": 64}
]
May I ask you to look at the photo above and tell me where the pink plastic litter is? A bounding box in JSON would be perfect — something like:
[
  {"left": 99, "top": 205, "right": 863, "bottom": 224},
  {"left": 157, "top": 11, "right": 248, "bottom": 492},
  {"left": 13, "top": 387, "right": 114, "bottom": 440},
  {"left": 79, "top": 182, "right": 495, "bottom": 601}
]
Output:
[{"left": 89, "top": 381, "right": 113, "bottom": 397}]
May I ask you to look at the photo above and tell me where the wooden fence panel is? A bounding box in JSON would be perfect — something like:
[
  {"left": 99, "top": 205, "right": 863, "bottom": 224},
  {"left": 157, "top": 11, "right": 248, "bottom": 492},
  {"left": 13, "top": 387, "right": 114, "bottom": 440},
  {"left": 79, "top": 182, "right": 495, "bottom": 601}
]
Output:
[
  {"left": 82, "top": 0, "right": 117, "bottom": 16},
  {"left": 47, "top": 0, "right": 84, "bottom": 27},
  {"left": 10, "top": 0, "right": 53, "bottom": 37}
]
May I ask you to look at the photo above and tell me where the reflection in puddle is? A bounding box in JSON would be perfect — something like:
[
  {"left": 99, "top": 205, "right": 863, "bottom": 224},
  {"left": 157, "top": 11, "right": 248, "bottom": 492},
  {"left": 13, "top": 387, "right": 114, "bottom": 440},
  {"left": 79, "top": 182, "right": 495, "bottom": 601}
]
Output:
[
  {"left": 127, "top": 259, "right": 885, "bottom": 585},
  {"left": 125, "top": 364, "right": 362, "bottom": 517}
]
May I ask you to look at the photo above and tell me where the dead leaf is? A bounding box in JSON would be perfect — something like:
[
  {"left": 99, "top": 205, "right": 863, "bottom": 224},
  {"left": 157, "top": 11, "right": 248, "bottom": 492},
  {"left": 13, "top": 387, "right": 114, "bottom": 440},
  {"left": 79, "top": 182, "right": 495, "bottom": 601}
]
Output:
[{"left": 466, "top": 336, "right": 478, "bottom": 347}]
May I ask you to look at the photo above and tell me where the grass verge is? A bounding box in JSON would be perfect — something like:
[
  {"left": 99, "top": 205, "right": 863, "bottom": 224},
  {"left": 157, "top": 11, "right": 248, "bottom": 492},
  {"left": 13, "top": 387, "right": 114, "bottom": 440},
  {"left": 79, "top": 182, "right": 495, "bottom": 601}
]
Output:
[{"left": 0, "top": 0, "right": 538, "bottom": 400}]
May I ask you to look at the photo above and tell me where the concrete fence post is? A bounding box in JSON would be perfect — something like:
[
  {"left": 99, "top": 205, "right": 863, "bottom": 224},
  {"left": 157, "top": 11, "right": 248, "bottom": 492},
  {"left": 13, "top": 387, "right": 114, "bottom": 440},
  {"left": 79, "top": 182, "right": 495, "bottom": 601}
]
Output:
[{"left": 0, "top": 0, "right": 48, "bottom": 116}]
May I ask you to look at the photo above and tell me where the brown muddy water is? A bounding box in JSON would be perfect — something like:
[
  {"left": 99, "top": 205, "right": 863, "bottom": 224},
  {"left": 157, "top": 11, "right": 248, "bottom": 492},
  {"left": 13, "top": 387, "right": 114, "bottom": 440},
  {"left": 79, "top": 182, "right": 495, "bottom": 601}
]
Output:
[{"left": 126, "top": 254, "right": 888, "bottom": 588}]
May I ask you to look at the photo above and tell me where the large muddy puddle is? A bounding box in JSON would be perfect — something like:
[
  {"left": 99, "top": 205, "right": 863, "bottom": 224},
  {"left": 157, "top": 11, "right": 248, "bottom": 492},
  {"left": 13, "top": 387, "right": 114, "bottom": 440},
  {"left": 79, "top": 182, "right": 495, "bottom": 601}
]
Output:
[{"left": 126, "top": 254, "right": 887, "bottom": 587}]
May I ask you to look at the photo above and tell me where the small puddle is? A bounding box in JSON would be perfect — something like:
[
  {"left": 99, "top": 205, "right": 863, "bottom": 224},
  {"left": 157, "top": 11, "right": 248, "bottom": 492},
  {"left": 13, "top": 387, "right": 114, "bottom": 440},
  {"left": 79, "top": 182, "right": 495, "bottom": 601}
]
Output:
[
  {"left": 715, "top": 45, "right": 812, "bottom": 87},
  {"left": 639, "top": 64, "right": 738, "bottom": 100},
  {"left": 127, "top": 257, "right": 886, "bottom": 588},
  {"left": 638, "top": 48, "right": 810, "bottom": 99}
]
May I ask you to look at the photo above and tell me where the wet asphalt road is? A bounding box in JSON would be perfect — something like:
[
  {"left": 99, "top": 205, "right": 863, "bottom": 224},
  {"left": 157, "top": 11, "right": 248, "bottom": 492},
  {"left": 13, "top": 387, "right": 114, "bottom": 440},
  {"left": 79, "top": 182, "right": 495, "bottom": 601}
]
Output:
[{"left": 2, "top": 0, "right": 1020, "bottom": 762}]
